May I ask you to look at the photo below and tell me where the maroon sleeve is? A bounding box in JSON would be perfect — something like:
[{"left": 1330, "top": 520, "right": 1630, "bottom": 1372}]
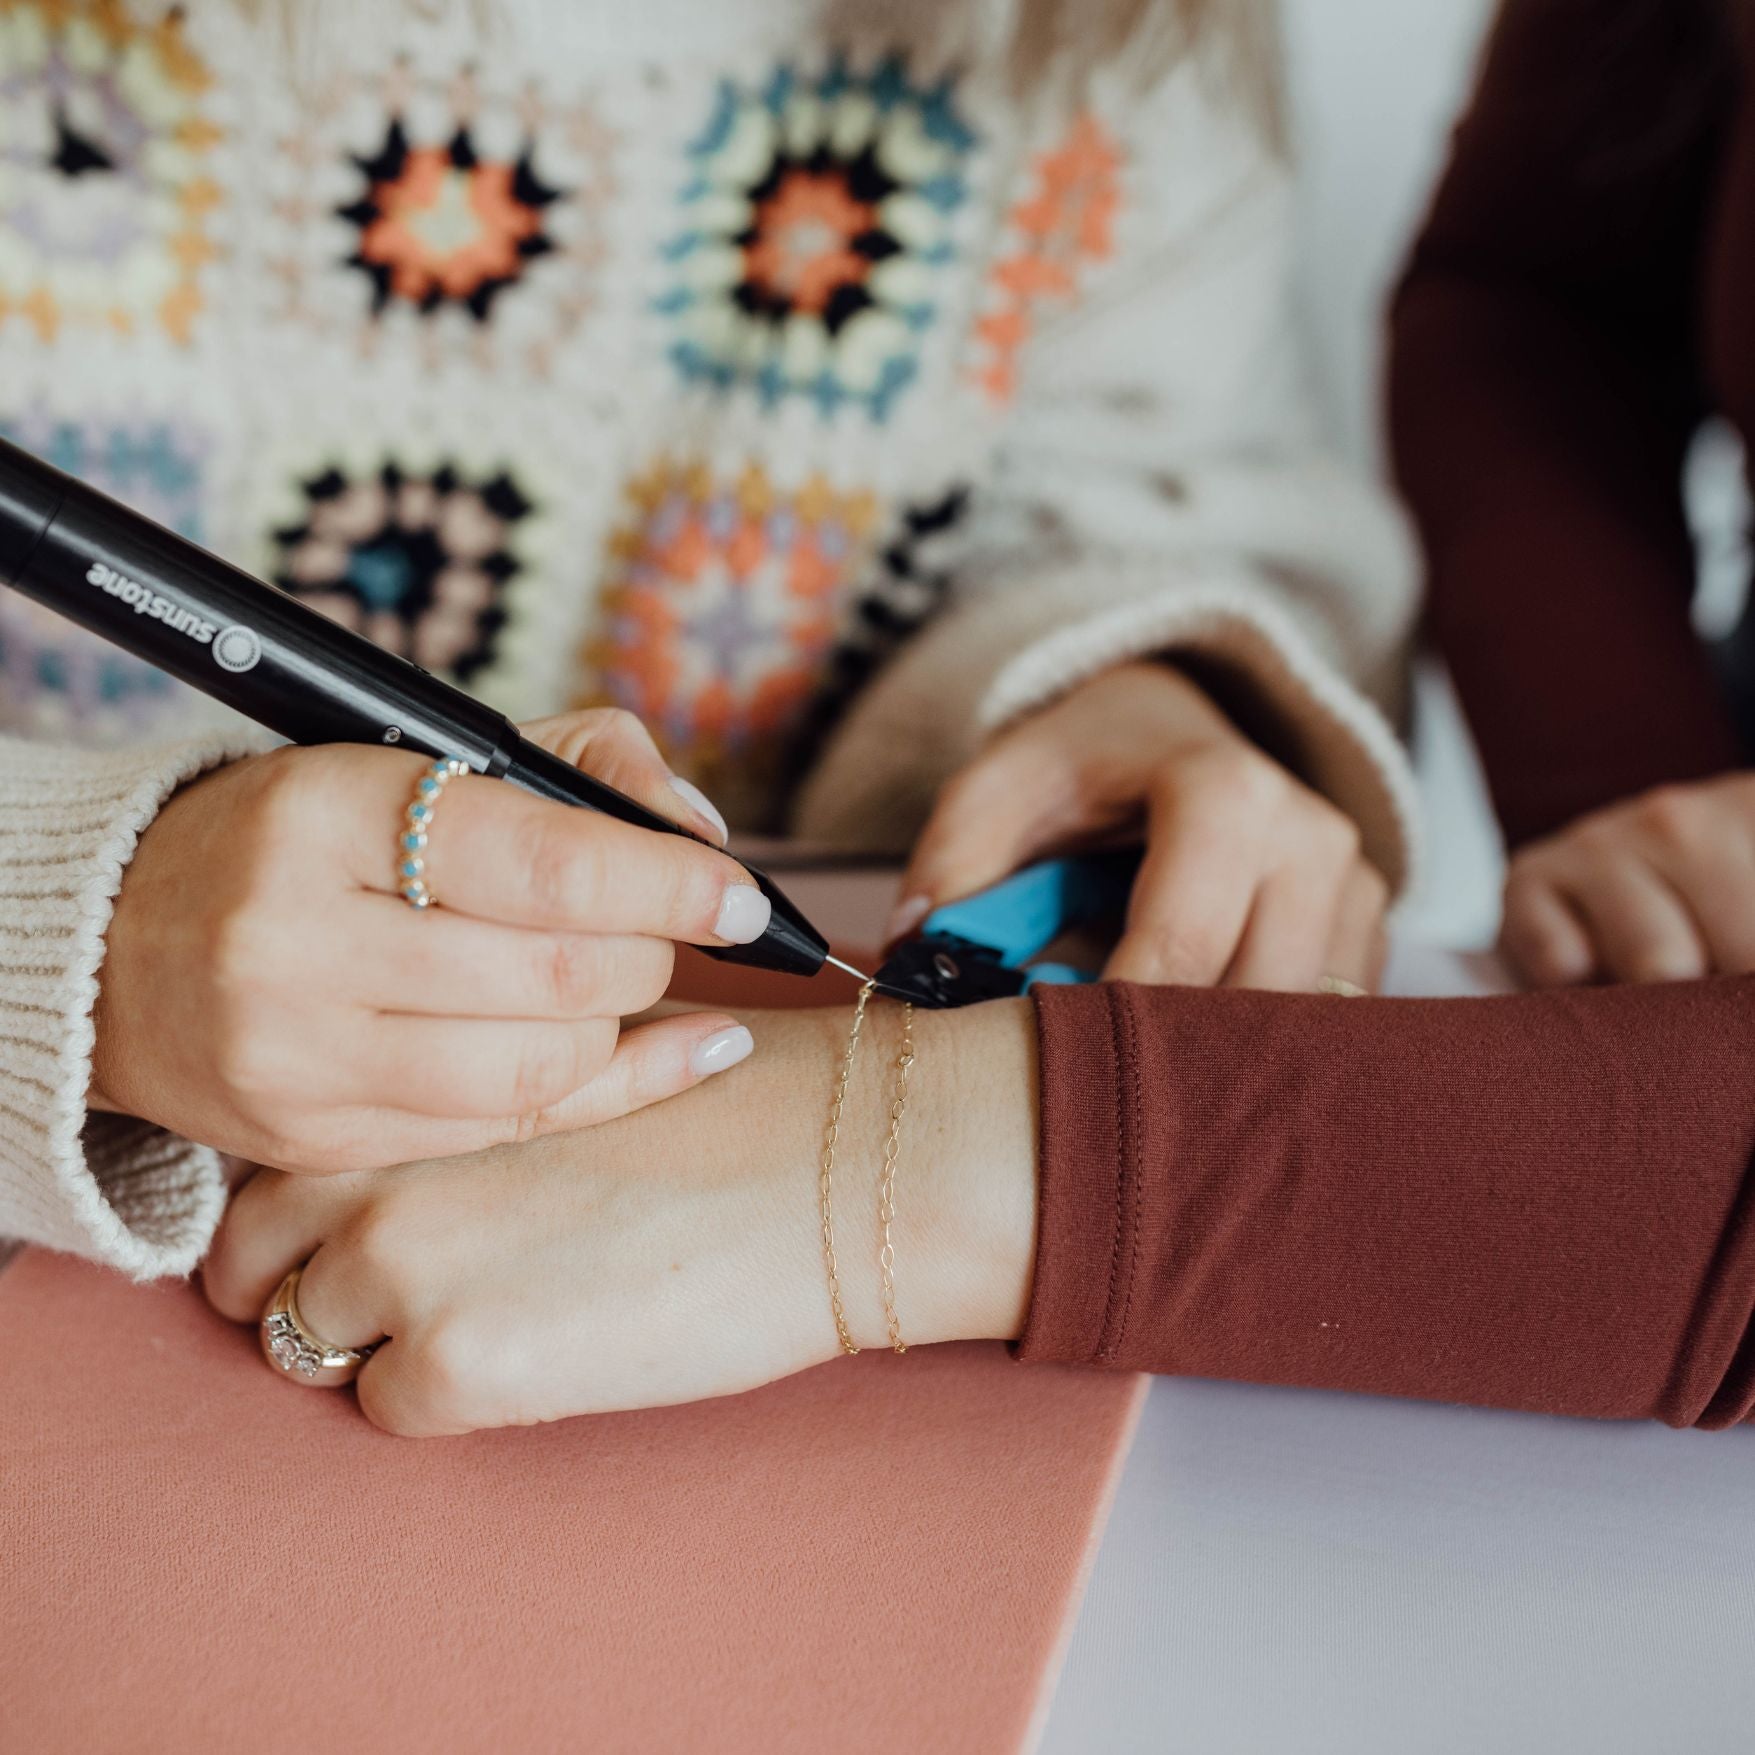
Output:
[
  {"left": 1018, "top": 978, "right": 1755, "bottom": 1428},
  {"left": 1388, "top": 0, "right": 1744, "bottom": 847}
]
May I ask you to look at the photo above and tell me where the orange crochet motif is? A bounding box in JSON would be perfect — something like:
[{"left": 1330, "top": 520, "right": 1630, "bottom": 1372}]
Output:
[
  {"left": 972, "top": 115, "right": 1122, "bottom": 404},
  {"left": 587, "top": 459, "right": 879, "bottom": 824}
]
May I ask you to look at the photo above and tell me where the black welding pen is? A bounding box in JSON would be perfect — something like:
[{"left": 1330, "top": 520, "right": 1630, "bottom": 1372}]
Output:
[{"left": 0, "top": 435, "right": 852, "bottom": 980}]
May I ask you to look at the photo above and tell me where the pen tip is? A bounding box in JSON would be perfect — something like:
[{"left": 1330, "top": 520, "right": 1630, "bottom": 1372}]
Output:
[{"left": 823, "top": 953, "right": 872, "bottom": 984}]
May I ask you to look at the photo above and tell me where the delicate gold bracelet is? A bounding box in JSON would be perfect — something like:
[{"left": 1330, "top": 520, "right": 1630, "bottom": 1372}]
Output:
[
  {"left": 819, "top": 979, "right": 876, "bottom": 1356},
  {"left": 819, "top": 982, "right": 919, "bottom": 1357},
  {"left": 876, "top": 1000, "right": 915, "bottom": 1354}
]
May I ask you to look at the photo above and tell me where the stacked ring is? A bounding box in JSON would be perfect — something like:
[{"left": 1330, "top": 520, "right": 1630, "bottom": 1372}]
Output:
[
  {"left": 399, "top": 757, "right": 470, "bottom": 909},
  {"left": 261, "top": 1266, "right": 373, "bottom": 1387}
]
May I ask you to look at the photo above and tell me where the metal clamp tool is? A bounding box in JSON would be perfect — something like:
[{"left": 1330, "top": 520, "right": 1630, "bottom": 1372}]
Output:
[{"left": 870, "top": 851, "right": 1139, "bottom": 1009}]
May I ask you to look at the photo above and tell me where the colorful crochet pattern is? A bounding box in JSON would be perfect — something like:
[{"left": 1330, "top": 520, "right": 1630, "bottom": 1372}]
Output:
[
  {"left": 0, "top": 0, "right": 222, "bottom": 343},
  {"left": 971, "top": 114, "right": 1121, "bottom": 403},
  {"left": 0, "top": 412, "right": 208, "bottom": 734},
  {"left": 589, "top": 458, "right": 879, "bottom": 815},
  {"left": 779, "top": 483, "right": 970, "bottom": 789},
  {"left": 269, "top": 457, "right": 535, "bottom": 683},
  {"left": 658, "top": 54, "right": 976, "bottom": 420},
  {"left": 265, "top": 59, "right": 614, "bottom": 376}
]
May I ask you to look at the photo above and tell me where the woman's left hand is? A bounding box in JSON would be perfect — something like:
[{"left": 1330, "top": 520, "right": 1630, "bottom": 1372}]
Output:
[
  {"left": 894, "top": 663, "right": 1390, "bottom": 992},
  {"left": 202, "top": 1003, "right": 1038, "bottom": 1436}
]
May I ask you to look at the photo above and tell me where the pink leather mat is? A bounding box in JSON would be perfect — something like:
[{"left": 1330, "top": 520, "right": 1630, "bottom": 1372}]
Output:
[{"left": 0, "top": 1249, "right": 1145, "bottom": 1754}]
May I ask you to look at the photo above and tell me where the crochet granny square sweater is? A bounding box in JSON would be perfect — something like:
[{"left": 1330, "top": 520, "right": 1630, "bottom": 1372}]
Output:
[{"left": 0, "top": 0, "right": 1418, "bottom": 1274}]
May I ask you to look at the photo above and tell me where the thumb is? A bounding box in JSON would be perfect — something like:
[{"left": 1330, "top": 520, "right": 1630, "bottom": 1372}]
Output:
[
  {"left": 894, "top": 742, "right": 1063, "bottom": 941},
  {"left": 519, "top": 708, "right": 729, "bottom": 846}
]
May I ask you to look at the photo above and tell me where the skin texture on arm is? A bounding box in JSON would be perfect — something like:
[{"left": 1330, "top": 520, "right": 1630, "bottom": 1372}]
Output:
[{"left": 203, "top": 1001, "right": 1040, "bottom": 1436}]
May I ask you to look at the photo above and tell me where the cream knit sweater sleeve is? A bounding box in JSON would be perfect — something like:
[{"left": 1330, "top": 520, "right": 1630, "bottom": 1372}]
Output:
[
  {"left": 0, "top": 730, "right": 260, "bottom": 1277},
  {"left": 793, "top": 67, "right": 1423, "bottom": 891}
]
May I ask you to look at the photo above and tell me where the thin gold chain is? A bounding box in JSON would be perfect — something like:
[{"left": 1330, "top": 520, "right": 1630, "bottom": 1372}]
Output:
[
  {"left": 819, "top": 978, "right": 875, "bottom": 1356},
  {"left": 876, "top": 1001, "right": 916, "bottom": 1354}
]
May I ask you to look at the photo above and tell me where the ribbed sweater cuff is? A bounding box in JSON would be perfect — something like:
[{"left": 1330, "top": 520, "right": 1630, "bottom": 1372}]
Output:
[
  {"left": 976, "top": 579, "right": 1421, "bottom": 895},
  {"left": 0, "top": 732, "right": 261, "bottom": 1278}
]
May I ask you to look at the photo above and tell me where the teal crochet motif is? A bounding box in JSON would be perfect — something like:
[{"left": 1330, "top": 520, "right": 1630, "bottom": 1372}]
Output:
[{"left": 657, "top": 52, "right": 977, "bottom": 422}]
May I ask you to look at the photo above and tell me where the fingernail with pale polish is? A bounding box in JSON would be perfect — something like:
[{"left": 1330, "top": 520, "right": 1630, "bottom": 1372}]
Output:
[
  {"left": 669, "top": 775, "right": 728, "bottom": 844},
  {"left": 690, "top": 1023, "right": 755, "bottom": 1078},
  {"left": 715, "top": 883, "right": 772, "bottom": 944},
  {"left": 885, "top": 894, "right": 932, "bottom": 946}
]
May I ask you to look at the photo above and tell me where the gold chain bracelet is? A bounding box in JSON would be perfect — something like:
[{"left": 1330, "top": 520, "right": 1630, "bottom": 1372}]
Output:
[
  {"left": 819, "top": 979, "right": 918, "bottom": 1358},
  {"left": 876, "top": 1001, "right": 915, "bottom": 1354},
  {"left": 819, "top": 979, "right": 875, "bottom": 1356}
]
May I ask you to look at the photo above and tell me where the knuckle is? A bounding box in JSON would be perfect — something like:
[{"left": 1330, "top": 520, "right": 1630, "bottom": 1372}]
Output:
[
  {"left": 1313, "top": 806, "right": 1362, "bottom": 864},
  {"left": 1354, "top": 863, "right": 1390, "bottom": 910},
  {"left": 534, "top": 710, "right": 610, "bottom": 767},
  {"left": 359, "top": 1370, "right": 435, "bottom": 1439},
  {"left": 1137, "top": 920, "right": 1227, "bottom": 983},
  {"left": 213, "top": 1020, "right": 286, "bottom": 1104},
  {"left": 341, "top": 1205, "right": 410, "bottom": 1294},
  {"left": 407, "top": 1319, "right": 491, "bottom": 1429},
  {"left": 672, "top": 847, "right": 735, "bottom": 938},
  {"left": 247, "top": 747, "right": 328, "bottom": 846},
  {"left": 1184, "top": 742, "right": 1279, "bottom": 812},
  {"left": 1637, "top": 786, "right": 1702, "bottom": 851},
  {"left": 1501, "top": 864, "right": 1548, "bottom": 910},
  {"left": 541, "top": 934, "right": 604, "bottom": 1015},
  {"left": 598, "top": 706, "right": 647, "bottom": 746},
  {"left": 510, "top": 1028, "right": 599, "bottom": 1118},
  {"left": 516, "top": 813, "right": 590, "bottom": 922},
  {"left": 1627, "top": 942, "right": 1705, "bottom": 985},
  {"left": 628, "top": 941, "right": 677, "bottom": 1013}
]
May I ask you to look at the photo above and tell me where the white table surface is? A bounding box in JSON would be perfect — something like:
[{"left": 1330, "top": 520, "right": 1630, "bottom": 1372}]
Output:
[
  {"left": 1038, "top": 1375, "right": 1755, "bottom": 1755},
  {"left": 1036, "top": 938, "right": 1755, "bottom": 1754}
]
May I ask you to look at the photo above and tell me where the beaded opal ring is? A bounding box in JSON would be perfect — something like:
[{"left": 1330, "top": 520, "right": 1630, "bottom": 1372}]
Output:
[{"left": 398, "top": 757, "right": 470, "bottom": 909}]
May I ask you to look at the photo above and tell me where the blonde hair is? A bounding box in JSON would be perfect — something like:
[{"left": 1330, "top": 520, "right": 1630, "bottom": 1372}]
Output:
[
  {"left": 825, "top": 0, "right": 1286, "bottom": 149},
  {"left": 231, "top": 0, "right": 1285, "bottom": 148}
]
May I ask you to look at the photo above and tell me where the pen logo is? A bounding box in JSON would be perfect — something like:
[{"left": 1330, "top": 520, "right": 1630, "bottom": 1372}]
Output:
[
  {"left": 212, "top": 625, "right": 262, "bottom": 673},
  {"left": 84, "top": 560, "right": 258, "bottom": 670}
]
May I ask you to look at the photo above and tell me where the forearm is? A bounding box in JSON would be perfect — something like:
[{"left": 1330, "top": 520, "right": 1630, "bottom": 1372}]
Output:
[
  {"left": 1390, "top": 275, "right": 1740, "bottom": 844},
  {"left": 1386, "top": 0, "right": 1741, "bottom": 843},
  {"left": 207, "top": 975, "right": 1755, "bottom": 1436},
  {"left": 1023, "top": 977, "right": 1755, "bottom": 1427}
]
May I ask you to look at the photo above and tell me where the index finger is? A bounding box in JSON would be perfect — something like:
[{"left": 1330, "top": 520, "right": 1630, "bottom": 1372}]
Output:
[{"left": 353, "top": 770, "right": 770, "bottom": 944}]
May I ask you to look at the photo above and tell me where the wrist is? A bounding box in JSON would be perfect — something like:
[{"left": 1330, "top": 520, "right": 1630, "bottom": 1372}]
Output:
[
  {"left": 816, "top": 996, "right": 1038, "bottom": 1350},
  {"left": 911, "top": 998, "right": 1040, "bottom": 1344}
]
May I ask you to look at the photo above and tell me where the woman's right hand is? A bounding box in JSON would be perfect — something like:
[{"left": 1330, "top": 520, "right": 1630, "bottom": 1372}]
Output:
[{"left": 91, "top": 710, "right": 769, "bottom": 1173}]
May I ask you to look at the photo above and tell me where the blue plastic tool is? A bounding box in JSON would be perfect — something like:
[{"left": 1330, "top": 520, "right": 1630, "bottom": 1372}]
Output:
[{"left": 870, "top": 850, "right": 1139, "bottom": 1008}]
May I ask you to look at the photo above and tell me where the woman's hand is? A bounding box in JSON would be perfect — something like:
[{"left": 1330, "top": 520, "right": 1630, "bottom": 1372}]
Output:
[
  {"left": 93, "top": 709, "right": 767, "bottom": 1173},
  {"left": 1500, "top": 772, "right": 1755, "bottom": 987},
  {"left": 894, "top": 663, "right": 1389, "bottom": 991},
  {"left": 202, "top": 1001, "right": 1040, "bottom": 1435}
]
